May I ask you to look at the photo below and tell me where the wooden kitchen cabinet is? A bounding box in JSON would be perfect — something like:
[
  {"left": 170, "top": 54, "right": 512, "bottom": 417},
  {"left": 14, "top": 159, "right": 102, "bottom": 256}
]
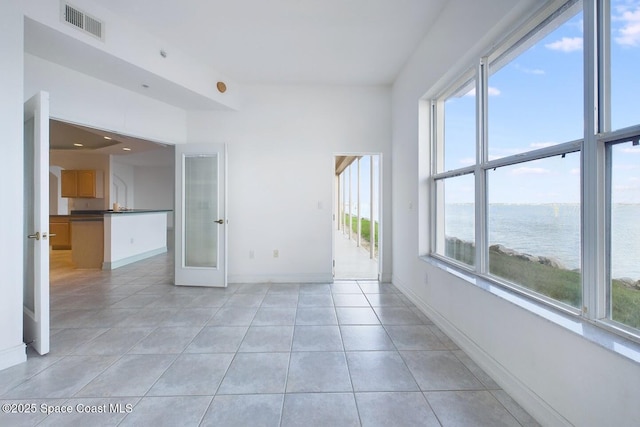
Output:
[
  {"left": 50, "top": 216, "right": 71, "bottom": 249},
  {"left": 60, "top": 170, "right": 103, "bottom": 198}
]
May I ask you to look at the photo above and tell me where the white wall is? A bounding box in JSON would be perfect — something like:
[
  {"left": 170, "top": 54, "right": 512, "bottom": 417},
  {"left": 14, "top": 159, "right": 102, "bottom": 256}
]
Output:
[
  {"left": 110, "top": 160, "right": 135, "bottom": 209},
  {"left": 391, "top": 0, "right": 640, "bottom": 425},
  {"left": 134, "top": 166, "right": 174, "bottom": 228},
  {"left": 49, "top": 166, "right": 68, "bottom": 215},
  {"left": 23, "top": 0, "right": 240, "bottom": 111},
  {"left": 0, "top": 0, "right": 26, "bottom": 371},
  {"left": 188, "top": 85, "right": 392, "bottom": 284},
  {"left": 25, "top": 54, "right": 188, "bottom": 146},
  {"left": 103, "top": 212, "right": 167, "bottom": 269}
]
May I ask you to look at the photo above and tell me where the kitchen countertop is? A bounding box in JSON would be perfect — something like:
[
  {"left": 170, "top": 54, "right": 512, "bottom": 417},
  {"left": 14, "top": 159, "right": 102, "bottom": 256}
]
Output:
[{"left": 70, "top": 209, "right": 172, "bottom": 215}]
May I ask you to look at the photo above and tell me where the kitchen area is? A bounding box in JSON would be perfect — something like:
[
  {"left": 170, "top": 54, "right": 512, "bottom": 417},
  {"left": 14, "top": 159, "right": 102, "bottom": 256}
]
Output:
[{"left": 49, "top": 120, "right": 175, "bottom": 273}]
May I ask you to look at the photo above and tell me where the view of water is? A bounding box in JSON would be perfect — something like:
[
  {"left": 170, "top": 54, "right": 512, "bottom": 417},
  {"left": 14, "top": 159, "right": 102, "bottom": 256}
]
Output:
[{"left": 445, "top": 203, "right": 640, "bottom": 280}]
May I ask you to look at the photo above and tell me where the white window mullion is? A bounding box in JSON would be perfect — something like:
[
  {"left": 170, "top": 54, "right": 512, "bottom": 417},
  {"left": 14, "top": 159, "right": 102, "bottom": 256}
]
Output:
[
  {"left": 582, "top": 0, "right": 606, "bottom": 321},
  {"left": 475, "top": 58, "right": 488, "bottom": 274},
  {"left": 357, "top": 157, "right": 361, "bottom": 247},
  {"left": 432, "top": 100, "right": 445, "bottom": 255}
]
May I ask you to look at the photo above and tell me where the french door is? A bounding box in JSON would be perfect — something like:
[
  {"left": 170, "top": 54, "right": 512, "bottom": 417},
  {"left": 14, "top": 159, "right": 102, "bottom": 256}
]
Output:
[
  {"left": 23, "top": 91, "right": 50, "bottom": 355},
  {"left": 174, "top": 143, "right": 227, "bottom": 287}
]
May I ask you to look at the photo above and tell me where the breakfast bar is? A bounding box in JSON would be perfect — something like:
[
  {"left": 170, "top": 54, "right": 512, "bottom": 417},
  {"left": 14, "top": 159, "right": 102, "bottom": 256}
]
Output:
[{"left": 70, "top": 209, "right": 170, "bottom": 270}]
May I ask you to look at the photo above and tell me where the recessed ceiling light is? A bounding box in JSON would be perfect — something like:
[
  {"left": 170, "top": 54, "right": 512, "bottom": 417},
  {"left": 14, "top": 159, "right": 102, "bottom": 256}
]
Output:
[
  {"left": 73, "top": 143, "right": 83, "bottom": 147},
  {"left": 122, "top": 147, "right": 131, "bottom": 151},
  {"left": 104, "top": 136, "right": 112, "bottom": 140}
]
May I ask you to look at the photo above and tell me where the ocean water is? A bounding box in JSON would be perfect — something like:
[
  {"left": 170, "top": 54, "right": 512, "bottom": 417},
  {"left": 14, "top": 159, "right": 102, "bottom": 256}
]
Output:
[{"left": 445, "top": 203, "right": 640, "bottom": 280}]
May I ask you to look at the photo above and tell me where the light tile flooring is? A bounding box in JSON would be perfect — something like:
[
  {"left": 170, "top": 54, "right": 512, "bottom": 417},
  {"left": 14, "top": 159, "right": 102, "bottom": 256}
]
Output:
[
  {"left": 0, "top": 251, "right": 540, "bottom": 426},
  {"left": 334, "top": 229, "right": 378, "bottom": 280}
]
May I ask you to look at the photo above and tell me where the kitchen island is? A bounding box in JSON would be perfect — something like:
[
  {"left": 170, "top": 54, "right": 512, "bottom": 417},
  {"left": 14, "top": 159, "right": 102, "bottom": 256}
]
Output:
[{"left": 71, "top": 209, "right": 171, "bottom": 270}]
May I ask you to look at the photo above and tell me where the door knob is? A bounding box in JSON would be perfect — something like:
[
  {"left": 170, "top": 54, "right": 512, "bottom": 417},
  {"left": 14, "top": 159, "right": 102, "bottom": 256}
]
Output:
[
  {"left": 214, "top": 219, "right": 224, "bottom": 224},
  {"left": 27, "top": 232, "right": 40, "bottom": 240}
]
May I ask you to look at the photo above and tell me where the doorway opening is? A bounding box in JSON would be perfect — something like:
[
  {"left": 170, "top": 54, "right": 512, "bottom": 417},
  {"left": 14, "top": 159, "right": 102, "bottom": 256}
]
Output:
[
  {"left": 48, "top": 119, "right": 175, "bottom": 282},
  {"left": 333, "top": 154, "right": 381, "bottom": 280}
]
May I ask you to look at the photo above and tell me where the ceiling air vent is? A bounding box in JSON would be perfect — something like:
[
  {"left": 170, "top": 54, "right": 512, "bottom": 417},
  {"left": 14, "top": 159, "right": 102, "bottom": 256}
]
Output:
[{"left": 61, "top": 2, "right": 104, "bottom": 41}]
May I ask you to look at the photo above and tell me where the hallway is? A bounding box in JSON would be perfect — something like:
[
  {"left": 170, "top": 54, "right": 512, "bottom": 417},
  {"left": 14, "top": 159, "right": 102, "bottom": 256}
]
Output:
[{"left": 0, "top": 253, "right": 537, "bottom": 426}]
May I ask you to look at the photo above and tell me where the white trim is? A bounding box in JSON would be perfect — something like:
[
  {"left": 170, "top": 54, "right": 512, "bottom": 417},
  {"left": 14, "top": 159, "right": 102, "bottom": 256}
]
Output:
[
  {"left": 0, "top": 344, "right": 27, "bottom": 372},
  {"left": 393, "top": 274, "right": 573, "bottom": 427},
  {"left": 419, "top": 255, "right": 640, "bottom": 361},
  {"left": 228, "top": 273, "right": 334, "bottom": 284},
  {"left": 102, "top": 247, "right": 167, "bottom": 270}
]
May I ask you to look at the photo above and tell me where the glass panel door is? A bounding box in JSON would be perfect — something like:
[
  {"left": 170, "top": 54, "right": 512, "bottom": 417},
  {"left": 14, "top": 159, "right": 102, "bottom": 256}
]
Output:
[
  {"left": 185, "top": 155, "right": 218, "bottom": 268},
  {"left": 23, "top": 91, "right": 50, "bottom": 355},
  {"left": 175, "top": 144, "right": 226, "bottom": 287}
]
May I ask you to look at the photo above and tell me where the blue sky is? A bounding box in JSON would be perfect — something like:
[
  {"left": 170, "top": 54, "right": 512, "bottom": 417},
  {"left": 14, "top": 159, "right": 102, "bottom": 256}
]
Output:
[{"left": 444, "top": 0, "right": 640, "bottom": 204}]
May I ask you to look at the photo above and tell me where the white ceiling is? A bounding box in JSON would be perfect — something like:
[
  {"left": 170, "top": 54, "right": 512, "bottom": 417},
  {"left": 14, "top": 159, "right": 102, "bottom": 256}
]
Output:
[
  {"left": 96, "top": 0, "right": 447, "bottom": 85},
  {"left": 31, "top": 1, "right": 450, "bottom": 161}
]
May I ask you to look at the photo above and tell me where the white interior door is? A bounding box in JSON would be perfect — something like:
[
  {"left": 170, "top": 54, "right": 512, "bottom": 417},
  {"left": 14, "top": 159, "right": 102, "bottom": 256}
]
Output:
[
  {"left": 23, "top": 91, "right": 50, "bottom": 355},
  {"left": 174, "top": 143, "right": 227, "bottom": 287}
]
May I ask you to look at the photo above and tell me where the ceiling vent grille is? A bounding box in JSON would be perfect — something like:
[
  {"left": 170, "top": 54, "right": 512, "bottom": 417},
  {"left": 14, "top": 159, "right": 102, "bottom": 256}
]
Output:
[{"left": 61, "top": 3, "right": 104, "bottom": 41}]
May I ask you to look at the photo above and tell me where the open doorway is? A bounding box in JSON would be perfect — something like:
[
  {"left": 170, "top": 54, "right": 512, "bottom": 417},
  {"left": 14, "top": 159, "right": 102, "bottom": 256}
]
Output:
[
  {"left": 48, "top": 119, "right": 175, "bottom": 282},
  {"left": 333, "top": 154, "right": 381, "bottom": 280}
]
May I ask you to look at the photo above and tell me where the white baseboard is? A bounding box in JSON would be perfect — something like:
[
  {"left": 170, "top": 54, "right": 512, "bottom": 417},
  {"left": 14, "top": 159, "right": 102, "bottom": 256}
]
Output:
[
  {"left": 103, "top": 247, "right": 167, "bottom": 270},
  {"left": 380, "top": 272, "right": 392, "bottom": 283},
  {"left": 228, "top": 273, "right": 334, "bottom": 284},
  {"left": 392, "top": 274, "right": 570, "bottom": 427},
  {"left": 0, "top": 343, "right": 26, "bottom": 372}
]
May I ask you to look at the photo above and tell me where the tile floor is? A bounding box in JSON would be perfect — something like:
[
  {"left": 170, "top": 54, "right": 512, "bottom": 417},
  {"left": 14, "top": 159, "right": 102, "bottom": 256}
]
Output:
[
  {"left": 334, "top": 229, "right": 378, "bottom": 280},
  {"left": 0, "top": 251, "right": 540, "bottom": 426}
]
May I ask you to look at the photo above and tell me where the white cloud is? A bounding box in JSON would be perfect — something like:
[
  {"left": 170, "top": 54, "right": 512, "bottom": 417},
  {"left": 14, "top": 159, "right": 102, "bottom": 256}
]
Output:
[
  {"left": 459, "top": 157, "right": 475, "bottom": 166},
  {"left": 612, "top": 164, "right": 639, "bottom": 171},
  {"left": 511, "top": 167, "right": 551, "bottom": 176},
  {"left": 545, "top": 37, "right": 583, "bottom": 52},
  {"left": 614, "top": 183, "right": 640, "bottom": 191},
  {"left": 621, "top": 146, "right": 640, "bottom": 154},
  {"left": 515, "top": 64, "right": 545, "bottom": 75},
  {"left": 530, "top": 142, "right": 556, "bottom": 149},
  {"left": 465, "top": 87, "right": 501, "bottom": 97},
  {"left": 615, "top": 7, "right": 640, "bottom": 46}
]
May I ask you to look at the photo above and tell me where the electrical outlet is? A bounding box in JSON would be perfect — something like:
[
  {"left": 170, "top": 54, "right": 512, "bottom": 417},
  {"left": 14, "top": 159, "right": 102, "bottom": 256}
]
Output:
[
  {"left": 273, "top": 249, "right": 279, "bottom": 258},
  {"left": 249, "top": 250, "right": 255, "bottom": 259}
]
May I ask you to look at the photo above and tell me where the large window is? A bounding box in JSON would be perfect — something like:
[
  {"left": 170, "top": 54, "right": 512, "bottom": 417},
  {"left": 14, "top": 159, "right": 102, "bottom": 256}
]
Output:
[
  {"left": 488, "top": 153, "right": 581, "bottom": 308},
  {"left": 443, "top": 92, "right": 476, "bottom": 170},
  {"left": 488, "top": 10, "right": 583, "bottom": 160},
  {"left": 610, "top": 0, "right": 640, "bottom": 131},
  {"left": 430, "top": 0, "right": 640, "bottom": 338},
  {"left": 605, "top": 0, "right": 640, "bottom": 332},
  {"left": 435, "top": 173, "right": 475, "bottom": 267},
  {"left": 607, "top": 137, "right": 640, "bottom": 329}
]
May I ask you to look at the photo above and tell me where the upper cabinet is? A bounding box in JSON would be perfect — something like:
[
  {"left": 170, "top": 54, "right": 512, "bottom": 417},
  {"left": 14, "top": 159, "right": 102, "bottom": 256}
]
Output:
[{"left": 61, "top": 169, "right": 104, "bottom": 198}]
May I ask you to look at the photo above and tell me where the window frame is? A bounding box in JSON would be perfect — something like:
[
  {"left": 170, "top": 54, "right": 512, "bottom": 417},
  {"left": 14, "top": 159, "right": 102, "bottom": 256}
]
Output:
[{"left": 428, "top": 0, "right": 640, "bottom": 342}]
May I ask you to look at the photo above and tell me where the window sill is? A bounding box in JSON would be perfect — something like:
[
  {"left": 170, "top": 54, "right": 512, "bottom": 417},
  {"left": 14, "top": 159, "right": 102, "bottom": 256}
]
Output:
[{"left": 419, "top": 255, "right": 640, "bottom": 365}]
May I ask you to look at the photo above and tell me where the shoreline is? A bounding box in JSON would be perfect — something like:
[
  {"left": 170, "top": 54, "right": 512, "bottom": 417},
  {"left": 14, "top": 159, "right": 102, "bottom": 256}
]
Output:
[{"left": 446, "top": 236, "right": 640, "bottom": 288}]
